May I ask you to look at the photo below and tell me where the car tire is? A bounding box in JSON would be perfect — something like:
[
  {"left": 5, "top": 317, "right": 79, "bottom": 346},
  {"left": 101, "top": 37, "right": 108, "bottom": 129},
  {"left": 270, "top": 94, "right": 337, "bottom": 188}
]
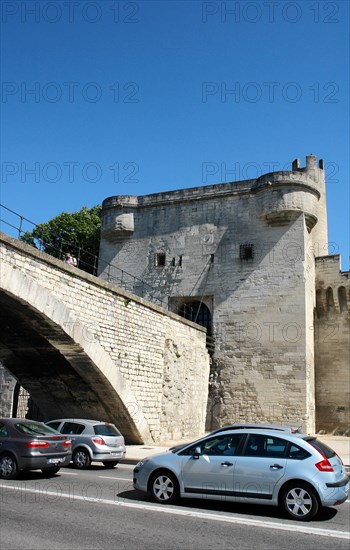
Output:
[
  {"left": 280, "top": 481, "right": 319, "bottom": 521},
  {"left": 0, "top": 453, "right": 18, "bottom": 480},
  {"left": 102, "top": 461, "right": 118, "bottom": 468},
  {"left": 41, "top": 466, "right": 61, "bottom": 476},
  {"left": 72, "top": 448, "right": 91, "bottom": 469},
  {"left": 149, "top": 470, "right": 180, "bottom": 504}
]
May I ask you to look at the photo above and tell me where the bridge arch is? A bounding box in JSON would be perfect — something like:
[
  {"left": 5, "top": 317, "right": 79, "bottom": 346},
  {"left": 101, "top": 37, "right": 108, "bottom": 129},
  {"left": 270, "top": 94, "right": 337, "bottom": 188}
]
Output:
[
  {"left": 0, "top": 233, "right": 210, "bottom": 444},
  {"left": 0, "top": 262, "right": 151, "bottom": 444}
]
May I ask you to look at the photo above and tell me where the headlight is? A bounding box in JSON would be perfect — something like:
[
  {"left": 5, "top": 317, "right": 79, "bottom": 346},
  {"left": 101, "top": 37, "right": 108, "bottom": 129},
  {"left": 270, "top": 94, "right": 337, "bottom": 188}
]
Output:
[{"left": 136, "top": 458, "right": 149, "bottom": 469}]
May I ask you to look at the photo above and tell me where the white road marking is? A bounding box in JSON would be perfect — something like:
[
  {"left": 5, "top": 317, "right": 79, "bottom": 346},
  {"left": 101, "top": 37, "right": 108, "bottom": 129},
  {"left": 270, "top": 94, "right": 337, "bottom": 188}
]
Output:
[
  {"left": 98, "top": 476, "right": 132, "bottom": 481},
  {"left": 60, "top": 471, "right": 78, "bottom": 475},
  {"left": 0, "top": 484, "right": 349, "bottom": 540}
]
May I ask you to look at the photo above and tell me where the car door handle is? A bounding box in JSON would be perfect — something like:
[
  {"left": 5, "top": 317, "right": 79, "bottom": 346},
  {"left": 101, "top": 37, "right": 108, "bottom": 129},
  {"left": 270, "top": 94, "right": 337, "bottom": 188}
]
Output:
[
  {"left": 270, "top": 464, "right": 283, "bottom": 470},
  {"left": 221, "top": 461, "right": 233, "bottom": 466}
]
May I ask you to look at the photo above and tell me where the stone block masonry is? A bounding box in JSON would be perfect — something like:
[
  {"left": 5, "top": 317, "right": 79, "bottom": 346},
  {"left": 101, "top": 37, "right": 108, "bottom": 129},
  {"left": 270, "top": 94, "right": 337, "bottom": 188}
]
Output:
[
  {"left": 315, "top": 256, "right": 349, "bottom": 433},
  {"left": 99, "top": 155, "right": 348, "bottom": 434},
  {"left": 0, "top": 233, "right": 210, "bottom": 443}
]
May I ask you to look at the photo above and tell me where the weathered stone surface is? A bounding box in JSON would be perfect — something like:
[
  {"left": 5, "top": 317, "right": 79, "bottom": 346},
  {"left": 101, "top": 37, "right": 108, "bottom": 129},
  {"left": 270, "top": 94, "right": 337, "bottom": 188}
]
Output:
[
  {"left": 0, "top": 233, "right": 209, "bottom": 443},
  {"left": 0, "top": 362, "right": 16, "bottom": 417},
  {"left": 99, "top": 155, "right": 347, "bottom": 434},
  {"left": 315, "top": 256, "right": 350, "bottom": 434}
]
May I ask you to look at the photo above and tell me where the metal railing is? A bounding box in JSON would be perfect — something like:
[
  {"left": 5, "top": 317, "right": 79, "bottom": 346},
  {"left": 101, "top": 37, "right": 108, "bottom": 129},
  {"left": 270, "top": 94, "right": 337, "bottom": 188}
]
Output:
[
  {"left": 0, "top": 204, "right": 169, "bottom": 306},
  {"left": 0, "top": 204, "right": 200, "bottom": 325}
]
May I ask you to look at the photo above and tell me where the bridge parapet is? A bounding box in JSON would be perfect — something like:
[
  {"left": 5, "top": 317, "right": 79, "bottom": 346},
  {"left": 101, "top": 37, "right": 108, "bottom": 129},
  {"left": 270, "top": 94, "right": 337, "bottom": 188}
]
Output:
[{"left": 0, "top": 232, "right": 210, "bottom": 443}]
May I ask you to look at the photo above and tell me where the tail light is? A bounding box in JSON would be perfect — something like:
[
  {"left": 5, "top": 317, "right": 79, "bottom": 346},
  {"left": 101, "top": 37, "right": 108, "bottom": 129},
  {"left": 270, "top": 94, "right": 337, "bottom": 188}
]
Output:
[
  {"left": 92, "top": 437, "right": 106, "bottom": 446},
  {"left": 63, "top": 440, "right": 71, "bottom": 447},
  {"left": 26, "top": 440, "right": 49, "bottom": 449},
  {"left": 309, "top": 441, "right": 335, "bottom": 472},
  {"left": 315, "top": 458, "right": 334, "bottom": 472}
]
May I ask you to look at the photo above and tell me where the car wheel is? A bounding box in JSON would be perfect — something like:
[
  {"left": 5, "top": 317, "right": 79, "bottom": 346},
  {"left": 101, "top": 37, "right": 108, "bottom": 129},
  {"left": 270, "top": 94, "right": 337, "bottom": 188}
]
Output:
[
  {"left": 149, "top": 470, "right": 179, "bottom": 504},
  {"left": 0, "top": 454, "right": 18, "bottom": 480},
  {"left": 41, "top": 466, "right": 61, "bottom": 476},
  {"left": 73, "top": 448, "right": 91, "bottom": 469},
  {"left": 280, "top": 482, "right": 319, "bottom": 521},
  {"left": 102, "top": 461, "right": 118, "bottom": 468}
]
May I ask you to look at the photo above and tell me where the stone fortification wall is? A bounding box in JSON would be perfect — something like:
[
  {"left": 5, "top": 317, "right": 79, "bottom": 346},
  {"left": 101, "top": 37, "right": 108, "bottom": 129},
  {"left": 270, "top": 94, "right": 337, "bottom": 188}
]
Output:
[
  {"left": 0, "top": 233, "right": 209, "bottom": 443},
  {"left": 315, "top": 256, "right": 349, "bottom": 434},
  {"left": 99, "top": 156, "right": 328, "bottom": 434}
]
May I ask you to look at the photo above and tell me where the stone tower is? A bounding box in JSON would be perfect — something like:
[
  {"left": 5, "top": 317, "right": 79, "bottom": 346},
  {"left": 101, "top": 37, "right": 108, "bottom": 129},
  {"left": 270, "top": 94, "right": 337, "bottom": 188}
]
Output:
[{"left": 99, "top": 155, "right": 347, "bottom": 434}]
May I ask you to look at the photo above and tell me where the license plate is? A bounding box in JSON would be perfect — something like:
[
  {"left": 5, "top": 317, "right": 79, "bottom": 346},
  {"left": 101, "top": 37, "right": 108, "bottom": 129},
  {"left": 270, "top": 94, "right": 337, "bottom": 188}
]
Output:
[{"left": 47, "top": 458, "right": 63, "bottom": 465}]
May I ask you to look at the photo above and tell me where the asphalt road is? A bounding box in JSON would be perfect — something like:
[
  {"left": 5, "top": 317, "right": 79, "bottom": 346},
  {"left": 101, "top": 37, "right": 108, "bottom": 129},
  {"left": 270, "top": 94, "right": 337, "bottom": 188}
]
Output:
[{"left": 1, "top": 463, "right": 349, "bottom": 550}]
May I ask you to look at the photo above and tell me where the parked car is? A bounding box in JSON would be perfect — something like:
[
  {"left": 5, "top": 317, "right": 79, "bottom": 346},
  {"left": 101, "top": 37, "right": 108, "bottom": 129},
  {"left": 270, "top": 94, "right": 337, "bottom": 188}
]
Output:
[
  {"left": 0, "top": 418, "right": 72, "bottom": 480},
  {"left": 133, "top": 426, "right": 349, "bottom": 521},
  {"left": 46, "top": 419, "right": 126, "bottom": 469}
]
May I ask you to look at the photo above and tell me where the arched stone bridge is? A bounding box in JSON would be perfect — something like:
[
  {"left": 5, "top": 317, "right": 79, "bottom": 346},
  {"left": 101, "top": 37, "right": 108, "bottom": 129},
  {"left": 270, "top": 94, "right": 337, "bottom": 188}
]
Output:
[{"left": 0, "top": 233, "right": 209, "bottom": 444}]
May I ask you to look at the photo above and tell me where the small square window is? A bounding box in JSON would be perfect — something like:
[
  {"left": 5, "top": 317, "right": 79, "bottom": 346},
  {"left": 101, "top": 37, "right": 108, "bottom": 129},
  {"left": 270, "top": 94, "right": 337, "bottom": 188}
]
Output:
[
  {"left": 239, "top": 244, "right": 254, "bottom": 260},
  {"left": 154, "top": 253, "right": 166, "bottom": 267}
]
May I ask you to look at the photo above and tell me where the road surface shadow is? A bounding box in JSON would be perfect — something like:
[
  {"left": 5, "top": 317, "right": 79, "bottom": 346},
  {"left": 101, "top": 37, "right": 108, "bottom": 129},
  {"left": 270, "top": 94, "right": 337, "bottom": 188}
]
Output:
[{"left": 117, "top": 489, "right": 339, "bottom": 523}]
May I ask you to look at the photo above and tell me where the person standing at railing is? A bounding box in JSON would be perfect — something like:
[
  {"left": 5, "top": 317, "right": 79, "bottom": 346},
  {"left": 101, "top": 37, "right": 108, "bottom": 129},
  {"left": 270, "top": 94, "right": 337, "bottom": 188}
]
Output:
[{"left": 64, "top": 251, "right": 77, "bottom": 267}]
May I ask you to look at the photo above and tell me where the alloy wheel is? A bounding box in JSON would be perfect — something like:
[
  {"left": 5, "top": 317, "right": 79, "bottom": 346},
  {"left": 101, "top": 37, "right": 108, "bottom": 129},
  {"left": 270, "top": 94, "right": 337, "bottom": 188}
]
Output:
[
  {"left": 0, "top": 455, "right": 17, "bottom": 480},
  {"left": 73, "top": 449, "right": 91, "bottom": 469},
  {"left": 152, "top": 474, "right": 175, "bottom": 502},
  {"left": 283, "top": 484, "right": 319, "bottom": 520}
]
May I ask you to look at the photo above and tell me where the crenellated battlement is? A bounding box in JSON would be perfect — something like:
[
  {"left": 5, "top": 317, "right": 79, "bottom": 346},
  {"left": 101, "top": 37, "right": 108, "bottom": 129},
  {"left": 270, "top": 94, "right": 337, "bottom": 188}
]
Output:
[
  {"left": 101, "top": 155, "right": 328, "bottom": 244},
  {"left": 315, "top": 255, "right": 349, "bottom": 316}
]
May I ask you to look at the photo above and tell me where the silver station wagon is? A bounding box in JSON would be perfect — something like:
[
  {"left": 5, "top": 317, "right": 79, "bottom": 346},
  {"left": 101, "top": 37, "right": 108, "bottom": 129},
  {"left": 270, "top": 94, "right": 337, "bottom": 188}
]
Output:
[
  {"left": 46, "top": 419, "right": 126, "bottom": 469},
  {"left": 133, "top": 425, "right": 349, "bottom": 521}
]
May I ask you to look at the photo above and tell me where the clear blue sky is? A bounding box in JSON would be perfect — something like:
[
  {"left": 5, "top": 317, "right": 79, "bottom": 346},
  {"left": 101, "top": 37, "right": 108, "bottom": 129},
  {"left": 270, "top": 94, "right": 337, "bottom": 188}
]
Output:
[{"left": 1, "top": 0, "right": 349, "bottom": 269}]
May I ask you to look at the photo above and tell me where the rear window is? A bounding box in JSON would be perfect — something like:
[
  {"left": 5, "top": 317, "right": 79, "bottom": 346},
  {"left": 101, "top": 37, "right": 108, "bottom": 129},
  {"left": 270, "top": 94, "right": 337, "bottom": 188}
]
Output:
[
  {"left": 15, "top": 422, "right": 59, "bottom": 436},
  {"left": 94, "top": 424, "right": 121, "bottom": 437},
  {"left": 303, "top": 437, "right": 336, "bottom": 459}
]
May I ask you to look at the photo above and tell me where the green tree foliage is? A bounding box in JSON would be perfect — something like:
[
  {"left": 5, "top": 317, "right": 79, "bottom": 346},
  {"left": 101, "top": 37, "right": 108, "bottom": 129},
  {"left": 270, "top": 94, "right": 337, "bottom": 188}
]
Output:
[{"left": 21, "top": 205, "right": 101, "bottom": 274}]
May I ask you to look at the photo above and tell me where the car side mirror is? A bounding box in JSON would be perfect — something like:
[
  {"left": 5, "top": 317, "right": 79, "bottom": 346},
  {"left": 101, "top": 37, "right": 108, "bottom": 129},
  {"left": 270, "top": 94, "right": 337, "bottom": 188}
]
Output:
[{"left": 192, "top": 446, "right": 202, "bottom": 459}]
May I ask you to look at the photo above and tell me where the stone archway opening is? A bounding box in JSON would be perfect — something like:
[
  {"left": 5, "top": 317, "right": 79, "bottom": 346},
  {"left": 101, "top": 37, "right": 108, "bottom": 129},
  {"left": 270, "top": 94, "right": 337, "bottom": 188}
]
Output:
[{"left": 0, "top": 290, "right": 146, "bottom": 443}]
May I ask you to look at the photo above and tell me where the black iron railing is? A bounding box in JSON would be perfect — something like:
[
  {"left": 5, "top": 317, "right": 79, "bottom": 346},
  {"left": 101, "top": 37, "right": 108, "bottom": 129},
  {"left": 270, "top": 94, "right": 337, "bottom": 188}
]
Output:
[{"left": 0, "top": 204, "right": 200, "bottom": 325}]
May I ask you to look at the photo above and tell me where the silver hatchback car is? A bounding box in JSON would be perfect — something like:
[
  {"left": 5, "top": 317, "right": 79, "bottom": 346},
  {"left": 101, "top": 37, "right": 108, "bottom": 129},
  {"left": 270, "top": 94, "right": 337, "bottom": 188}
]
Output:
[
  {"left": 46, "top": 419, "right": 126, "bottom": 469},
  {"left": 133, "top": 426, "right": 349, "bottom": 521}
]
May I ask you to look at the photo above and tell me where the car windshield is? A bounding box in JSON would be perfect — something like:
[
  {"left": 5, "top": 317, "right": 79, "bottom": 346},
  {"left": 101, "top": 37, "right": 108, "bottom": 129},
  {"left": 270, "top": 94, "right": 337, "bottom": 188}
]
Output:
[
  {"left": 303, "top": 437, "right": 336, "bottom": 458},
  {"left": 94, "top": 424, "right": 121, "bottom": 436},
  {"left": 15, "top": 422, "right": 59, "bottom": 436}
]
